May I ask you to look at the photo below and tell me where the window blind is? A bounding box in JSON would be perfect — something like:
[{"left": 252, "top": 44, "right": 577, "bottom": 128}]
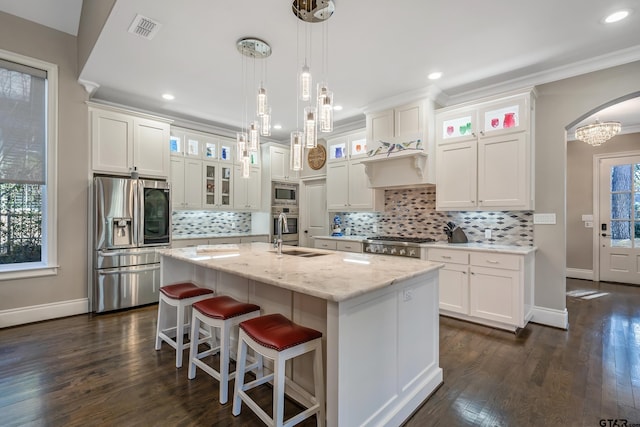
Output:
[{"left": 0, "top": 58, "right": 47, "bottom": 185}]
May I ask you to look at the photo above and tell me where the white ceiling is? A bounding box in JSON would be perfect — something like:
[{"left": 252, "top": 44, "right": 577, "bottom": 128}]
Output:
[{"left": 2, "top": 0, "right": 640, "bottom": 141}]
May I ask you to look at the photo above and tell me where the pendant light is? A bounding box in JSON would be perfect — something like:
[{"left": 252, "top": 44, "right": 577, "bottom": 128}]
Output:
[
  {"left": 237, "top": 37, "right": 272, "bottom": 176},
  {"left": 290, "top": 131, "right": 304, "bottom": 171},
  {"left": 575, "top": 120, "right": 621, "bottom": 146},
  {"left": 304, "top": 106, "right": 317, "bottom": 148}
]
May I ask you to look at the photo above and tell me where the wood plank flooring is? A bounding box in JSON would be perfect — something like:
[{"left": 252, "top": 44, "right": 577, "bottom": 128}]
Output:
[{"left": 1, "top": 278, "right": 639, "bottom": 426}]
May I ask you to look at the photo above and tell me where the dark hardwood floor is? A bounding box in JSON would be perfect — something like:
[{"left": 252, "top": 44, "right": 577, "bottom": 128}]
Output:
[{"left": 1, "top": 278, "right": 639, "bottom": 426}]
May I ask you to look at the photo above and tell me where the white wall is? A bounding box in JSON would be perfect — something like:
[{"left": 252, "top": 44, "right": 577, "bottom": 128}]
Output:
[{"left": 533, "top": 60, "right": 640, "bottom": 326}]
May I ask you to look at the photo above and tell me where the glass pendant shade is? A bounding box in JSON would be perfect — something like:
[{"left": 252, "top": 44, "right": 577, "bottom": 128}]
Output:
[
  {"left": 241, "top": 156, "right": 250, "bottom": 178},
  {"left": 575, "top": 120, "right": 621, "bottom": 146},
  {"left": 257, "top": 86, "right": 267, "bottom": 116},
  {"left": 290, "top": 131, "right": 304, "bottom": 171},
  {"left": 299, "top": 64, "right": 311, "bottom": 101},
  {"left": 236, "top": 132, "right": 247, "bottom": 159},
  {"left": 304, "top": 106, "right": 317, "bottom": 148},
  {"left": 260, "top": 107, "right": 271, "bottom": 136},
  {"left": 318, "top": 87, "right": 333, "bottom": 132},
  {"left": 249, "top": 121, "right": 259, "bottom": 151}
]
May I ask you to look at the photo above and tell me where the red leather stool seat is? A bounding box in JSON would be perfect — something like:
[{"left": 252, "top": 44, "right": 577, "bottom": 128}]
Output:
[
  {"left": 193, "top": 296, "right": 261, "bottom": 320},
  {"left": 160, "top": 282, "right": 214, "bottom": 300},
  {"left": 239, "top": 313, "right": 323, "bottom": 352}
]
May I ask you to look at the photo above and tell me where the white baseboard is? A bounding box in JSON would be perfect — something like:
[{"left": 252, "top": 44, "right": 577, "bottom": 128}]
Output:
[
  {"left": 0, "top": 298, "right": 89, "bottom": 328},
  {"left": 566, "top": 268, "right": 593, "bottom": 281},
  {"left": 530, "top": 305, "right": 569, "bottom": 330}
]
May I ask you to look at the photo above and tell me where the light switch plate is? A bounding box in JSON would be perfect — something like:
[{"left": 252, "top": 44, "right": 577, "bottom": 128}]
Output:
[
  {"left": 581, "top": 214, "right": 593, "bottom": 222},
  {"left": 533, "top": 213, "right": 557, "bottom": 224}
]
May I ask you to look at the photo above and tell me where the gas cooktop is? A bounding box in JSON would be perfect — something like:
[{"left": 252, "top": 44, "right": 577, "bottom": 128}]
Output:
[{"left": 363, "top": 236, "right": 435, "bottom": 258}]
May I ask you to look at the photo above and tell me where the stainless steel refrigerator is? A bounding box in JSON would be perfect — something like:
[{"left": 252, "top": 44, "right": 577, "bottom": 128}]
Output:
[{"left": 93, "top": 176, "right": 171, "bottom": 313}]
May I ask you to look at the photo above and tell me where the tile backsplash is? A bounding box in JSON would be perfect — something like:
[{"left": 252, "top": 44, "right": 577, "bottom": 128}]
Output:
[
  {"left": 337, "top": 186, "right": 534, "bottom": 246},
  {"left": 172, "top": 211, "right": 251, "bottom": 236}
]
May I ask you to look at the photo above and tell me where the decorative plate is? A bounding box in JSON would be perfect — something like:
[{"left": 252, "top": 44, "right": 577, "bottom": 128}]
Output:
[{"left": 307, "top": 145, "right": 327, "bottom": 170}]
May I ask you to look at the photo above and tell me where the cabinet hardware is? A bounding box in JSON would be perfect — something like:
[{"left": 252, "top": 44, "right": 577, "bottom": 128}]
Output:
[
  {"left": 442, "top": 255, "right": 451, "bottom": 259},
  {"left": 486, "top": 260, "right": 499, "bottom": 264}
]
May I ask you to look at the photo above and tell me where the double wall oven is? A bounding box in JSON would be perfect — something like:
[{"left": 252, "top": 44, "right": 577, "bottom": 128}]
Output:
[
  {"left": 271, "top": 180, "right": 299, "bottom": 246},
  {"left": 93, "top": 176, "right": 171, "bottom": 313}
]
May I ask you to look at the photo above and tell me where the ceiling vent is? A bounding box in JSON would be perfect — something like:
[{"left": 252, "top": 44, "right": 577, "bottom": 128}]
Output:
[{"left": 128, "top": 14, "right": 162, "bottom": 40}]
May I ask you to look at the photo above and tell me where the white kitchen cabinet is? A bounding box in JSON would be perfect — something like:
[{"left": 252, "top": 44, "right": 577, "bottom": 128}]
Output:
[
  {"left": 233, "top": 165, "right": 261, "bottom": 210},
  {"left": 313, "top": 238, "right": 363, "bottom": 253},
  {"left": 90, "top": 105, "right": 171, "bottom": 178},
  {"left": 428, "top": 248, "right": 469, "bottom": 315},
  {"left": 326, "top": 131, "right": 383, "bottom": 212},
  {"left": 428, "top": 247, "right": 535, "bottom": 332},
  {"left": 435, "top": 90, "right": 534, "bottom": 211},
  {"left": 240, "top": 235, "right": 269, "bottom": 243},
  {"left": 269, "top": 145, "right": 298, "bottom": 182},
  {"left": 203, "top": 161, "right": 233, "bottom": 209},
  {"left": 314, "top": 238, "right": 337, "bottom": 250},
  {"left": 366, "top": 99, "right": 425, "bottom": 153},
  {"left": 170, "top": 157, "right": 203, "bottom": 209}
]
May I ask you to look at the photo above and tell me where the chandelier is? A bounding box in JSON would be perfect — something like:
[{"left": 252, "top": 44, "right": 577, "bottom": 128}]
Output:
[
  {"left": 290, "top": 0, "right": 335, "bottom": 171},
  {"left": 575, "top": 120, "right": 621, "bottom": 146},
  {"left": 236, "top": 38, "right": 272, "bottom": 177}
]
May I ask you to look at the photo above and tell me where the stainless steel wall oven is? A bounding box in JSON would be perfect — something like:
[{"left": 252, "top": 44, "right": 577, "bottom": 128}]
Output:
[{"left": 271, "top": 206, "right": 299, "bottom": 246}]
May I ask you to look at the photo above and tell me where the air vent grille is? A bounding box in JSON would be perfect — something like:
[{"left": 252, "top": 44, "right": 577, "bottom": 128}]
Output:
[{"left": 128, "top": 14, "right": 161, "bottom": 40}]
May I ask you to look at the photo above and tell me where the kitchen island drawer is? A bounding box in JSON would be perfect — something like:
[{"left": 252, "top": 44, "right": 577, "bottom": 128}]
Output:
[
  {"left": 470, "top": 252, "right": 520, "bottom": 270},
  {"left": 336, "top": 241, "right": 363, "bottom": 253},
  {"left": 428, "top": 248, "right": 469, "bottom": 264},
  {"left": 314, "top": 239, "right": 337, "bottom": 250}
]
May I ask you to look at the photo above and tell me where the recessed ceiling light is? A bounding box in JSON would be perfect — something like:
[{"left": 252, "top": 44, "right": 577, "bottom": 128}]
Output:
[
  {"left": 273, "top": 124, "right": 282, "bottom": 130},
  {"left": 333, "top": 105, "right": 343, "bottom": 111},
  {"left": 428, "top": 72, "right": 443, "bottom": 80},
  {"left": 604, "top": 10, "right": 630, "bottom": 23},
  {"left": 162, "top": 93, "right": 175, "bottom": 100}
]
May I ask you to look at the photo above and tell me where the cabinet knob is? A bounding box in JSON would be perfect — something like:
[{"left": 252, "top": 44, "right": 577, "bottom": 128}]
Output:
[{"left": 480, "top": 131, "right": 485, "bottom": 136}]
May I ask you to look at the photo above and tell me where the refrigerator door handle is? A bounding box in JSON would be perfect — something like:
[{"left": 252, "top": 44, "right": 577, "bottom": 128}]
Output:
[
  {"left": 98, "top": 265, "right": 160, "bottom": 275},
  {"left": 98, "top": 249, "right": 159, "bottom": 257}
]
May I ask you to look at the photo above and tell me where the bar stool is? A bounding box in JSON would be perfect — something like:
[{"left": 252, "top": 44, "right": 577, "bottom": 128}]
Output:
[
  {"left": 232, "top": 313, "right": 325, "bottom": 427},
  {"left": 187, "top": 295, "right": 262, "bottom": 404},
  {"left": 155, "top": 282, "right": 214, "bottom": 368}
]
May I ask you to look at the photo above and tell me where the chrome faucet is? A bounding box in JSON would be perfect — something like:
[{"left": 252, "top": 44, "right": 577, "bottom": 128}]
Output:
[{"left": 274, "top": 212, "right": 289, "bottom": 255}]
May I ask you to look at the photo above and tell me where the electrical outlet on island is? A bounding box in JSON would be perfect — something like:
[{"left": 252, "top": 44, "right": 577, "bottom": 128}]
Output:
[{"left": 484, "top": 229, "right": 492, "bottom": 239}]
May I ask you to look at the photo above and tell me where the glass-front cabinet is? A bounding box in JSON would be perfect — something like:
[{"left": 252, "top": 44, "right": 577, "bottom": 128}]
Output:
[
  {"left": 435, "top": 107, "right": 477, "bottom": 144},
  {"left": 203, "top": 162, "right": 232, "bottom": 209},
  {"left": 478, "top": 95, "right": 529, "bottom": 137}
]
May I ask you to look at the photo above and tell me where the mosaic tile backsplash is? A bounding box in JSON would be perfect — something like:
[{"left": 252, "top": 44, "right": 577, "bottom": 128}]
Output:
[
  {"left": 337, "top": 186, "right": 534, "bottom": 246},
  {"left": 172, "top": 211, "right": 251, "bottom": 236}
]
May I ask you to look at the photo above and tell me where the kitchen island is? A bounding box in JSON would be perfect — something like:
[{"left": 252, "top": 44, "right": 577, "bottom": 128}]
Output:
[{"left": 157, "top": 243, "right": 443, "bottom": 427}]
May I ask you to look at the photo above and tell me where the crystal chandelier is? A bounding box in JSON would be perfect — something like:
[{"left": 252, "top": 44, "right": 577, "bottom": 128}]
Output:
[
  {"left": 236, "top": 38, "right": 272, "bottom": 177},
  {"left": 290, "top": 0, "right": 335, "bottom": 170},
  {"left": 575, "top": 120, "right": 621, "bottom": 146}
]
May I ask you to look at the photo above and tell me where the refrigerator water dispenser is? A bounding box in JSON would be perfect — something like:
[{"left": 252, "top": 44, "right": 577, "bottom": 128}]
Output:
[{"left": 111, "top": 217, "right": 132, "bottom": 246}]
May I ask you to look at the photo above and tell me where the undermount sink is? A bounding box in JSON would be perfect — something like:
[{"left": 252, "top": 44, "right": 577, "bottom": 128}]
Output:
[{"left": 279, "top": 249, "right": 329, "bottom": 258}]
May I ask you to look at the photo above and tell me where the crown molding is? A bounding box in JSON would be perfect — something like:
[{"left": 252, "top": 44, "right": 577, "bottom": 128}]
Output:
[
  {"left": 442, "top": 45, "right": 640, "bottom": 106},
  {"left": 362, "top": 84, "right": 445, "bottom": 114}
]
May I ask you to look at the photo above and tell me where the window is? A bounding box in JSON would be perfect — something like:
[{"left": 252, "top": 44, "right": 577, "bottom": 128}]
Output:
[{"left": 0, "top": 50, "right": 58, "bottom": 279}]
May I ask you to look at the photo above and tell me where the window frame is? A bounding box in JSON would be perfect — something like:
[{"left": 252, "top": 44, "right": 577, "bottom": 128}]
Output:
[{"left": 0, "top": 49, "right": 58, "bottom": 280}]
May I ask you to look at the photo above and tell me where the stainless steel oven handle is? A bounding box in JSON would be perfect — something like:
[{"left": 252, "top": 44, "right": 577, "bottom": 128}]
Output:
[{"left": 98, "top": 266, "right": 160, "bottom": 275}]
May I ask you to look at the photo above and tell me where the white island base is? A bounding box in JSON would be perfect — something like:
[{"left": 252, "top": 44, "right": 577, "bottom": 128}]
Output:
[{"left": 158, "top": 244, "right": 443, "bottom": 426}]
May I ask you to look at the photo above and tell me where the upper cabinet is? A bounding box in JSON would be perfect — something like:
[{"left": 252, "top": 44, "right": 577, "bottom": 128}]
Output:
[
  {"left": 268, "top": 145, "right": 298, "bottom": 182},
  {"left": 326, "top": 130, "right": 383, "bottom": 211},
  {"left": 366, "top": 100, "right": 425, "bottom": 154},
  {"left": 90, "top": 105, "right": 171, "bottom": 178},
  {"left": 435, "top": 90, "right": 535, "bottom": 211}
]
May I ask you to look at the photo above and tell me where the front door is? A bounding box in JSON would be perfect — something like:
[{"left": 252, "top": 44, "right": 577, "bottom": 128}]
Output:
[{"left": 598, "top": 155, "right": 640, "bottom": 284}]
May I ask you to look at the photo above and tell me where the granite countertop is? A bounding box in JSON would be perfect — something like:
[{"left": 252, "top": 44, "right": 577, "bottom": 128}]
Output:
[
  {"left": 423, "top": 242, "right": 537, "bottom": 255},
  {"left": 157, "top": 242, "right": 443, "bottom": 302},
  {"left": 172, "top": 233, "right": 269, "bottom": 241},
  {"left": 312, "top": 235, "right": 536, "bottom": 255}
]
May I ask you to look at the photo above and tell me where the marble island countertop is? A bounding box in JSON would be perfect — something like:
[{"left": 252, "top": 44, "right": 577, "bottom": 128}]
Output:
[
  {"left": 313, "top": 235, "right": 536, "bottom": 255},
  {"left": 157, "top": 242, "right": 443, "bottom": 302}
]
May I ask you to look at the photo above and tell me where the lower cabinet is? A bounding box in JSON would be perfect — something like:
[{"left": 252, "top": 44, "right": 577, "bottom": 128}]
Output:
[
  {"left": 428, "top": 247, "right": 534, "bottom": 331},
  {"left": 313, "top": 238, "right": 363, "bottom": 253}
]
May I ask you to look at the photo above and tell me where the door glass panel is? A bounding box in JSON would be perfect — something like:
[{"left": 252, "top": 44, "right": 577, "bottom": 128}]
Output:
[
  {"left": 143, "top": 188, "right": 170, "bottom": 244},
  {"left": 169, "top": 136, "right": 182, "bottom": 154},
  {"left": 483, "top": 104, "right": 519, "bottom": 133},
  {"left": 221, "top": 166, "right": 231, "bottom": 206},
  {"left": 611, "top": 221, "right": 632, "bottom": 248},
  {"left": 611, "top": 193, "right": 631, "bottom": 219},
  {"left": 206, "top": 165, "right": 215, "bottom": 205},
  {"left": 611, "top": 164, "right": 631, "bottom": 191},
  {"left": 204, "top": 142, "right": 216, "bottom": 159},
  {"left": 187, "top": 138, "right": 200, "bottom": 156},
  {"left": 442, "top": 116, "right": 472, "bottom": 139}
]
